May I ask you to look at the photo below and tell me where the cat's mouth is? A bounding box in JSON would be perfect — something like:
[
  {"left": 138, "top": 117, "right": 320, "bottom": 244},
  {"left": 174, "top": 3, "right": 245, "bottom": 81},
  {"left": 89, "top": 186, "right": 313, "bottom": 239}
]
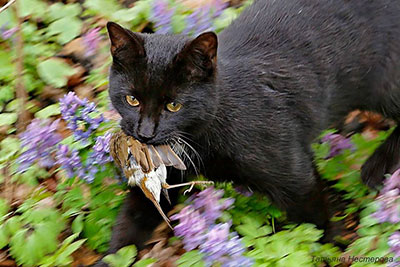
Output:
[
  {"left": 122, "top": 126, "right": 201, "bottom": 173},
  {"left": 120, "top": 126, "right": 169, "bottom": 146},
  {"left": 131, "top": 134, "right": 166, "bottom": 146}
]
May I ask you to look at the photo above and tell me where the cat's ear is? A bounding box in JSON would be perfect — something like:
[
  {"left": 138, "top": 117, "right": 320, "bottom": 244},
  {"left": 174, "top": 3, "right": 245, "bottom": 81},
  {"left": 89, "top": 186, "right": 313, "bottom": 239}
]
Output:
[
  {"left": 176, "top": 32, "right": 218, "bottom": 78},
  {"left": 106, "top": 22, "right": 145, "bottom": 59},
  {"left": 187, "top": 31, "right": 218, "bottom": 61}
]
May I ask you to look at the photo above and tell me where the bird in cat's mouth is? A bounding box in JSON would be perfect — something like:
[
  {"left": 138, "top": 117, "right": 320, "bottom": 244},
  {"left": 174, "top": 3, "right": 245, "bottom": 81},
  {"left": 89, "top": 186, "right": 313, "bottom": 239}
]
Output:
[{"left": 109, "top": 130, "right": 213, "bottom": 228}]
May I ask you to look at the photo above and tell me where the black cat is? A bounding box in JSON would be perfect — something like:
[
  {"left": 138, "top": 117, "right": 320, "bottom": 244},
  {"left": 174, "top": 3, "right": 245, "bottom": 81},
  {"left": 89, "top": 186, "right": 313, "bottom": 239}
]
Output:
[{"left": 98, "top": 0, "right": 400, "bottom": 264}]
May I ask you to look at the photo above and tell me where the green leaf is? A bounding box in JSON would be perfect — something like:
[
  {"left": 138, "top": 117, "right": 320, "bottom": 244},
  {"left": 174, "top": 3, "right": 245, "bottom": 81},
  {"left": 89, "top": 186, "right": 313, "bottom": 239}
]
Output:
[
  {"left": 133, "top": 258, "right": 157, "bottom": 267},
  {"left": 35, "top": 103, "right": 60, "bottom": 119},
  {"left": 103, "top": 245, "right": 137, "bottom": 267},
  {"left": 47, "top": 16, "right": 83, "bottom": 44},
  {"left": 213, "top": 8, "right": 239, "bottom": 32},
  {"left": 20, "top": 0, "right": 47, "bottom": 18},
  {"left": 9, "top": 207, "right": 65, "bottom": 266},
  {"left": 0, "top": 9, "right": 16, "bottom": 31},
  {"left": 37, "top": 58, "right": 76, "bottom": 88},
  {"left": 235, "top": 217, "right": 268, "bottom": 239},
  {"left": 171, "top": 14, "right": 186, "bottom": 33},
  {"left": 0, "top": 225, "right": 9, "bottom": 249},
  {"left": 0, "top": 198, "right": 9, "bottom": 221},
  {"left": 54, "top": 238, "right": 86, "bottom": 266},
  {"left": 72, "top": 214, "right": 84, "bottom": 234},
  {"left": 276, "top": 251, "right": 311, "bottom": 267},
  {"left": 61, "top": 233, "right": 80, "bottom": 246},
  {"left": 0, "top": 136, "right": 20, "bottom": 164},
  {"left": 177, "top": 250, "right": 205, "bottom": 267},
  {"left": 0, "top": 113, "right": 17, "bottom": 127},
  {"left": 83, "top": 205, "right": 117, "bottom": 252},
  {"left": 112, "top": 1, "right": 151, "bottom": 25},
  {"left": 48, "top": 3, "right": 82, "bottom": 21},
  {"left": 5, "top": 216, "right": 22, "bottom": 235},
  {"left": 0, "top": 50, "right": 14, "bottom": 80},
  {"left": 9, "top": 229, "right": 31, "bottom": 266},
  {"left": 84, "top": 0, "right": 121, "bottom": 18},
  {"left": 5, "top": 99, "right": 21, "bottom": 112},
  {"left": 118, "top": 245, "right": 137, "bottom": 260},
  {"left": 0, "top": 85, "right": 14, "bottom": 103}
]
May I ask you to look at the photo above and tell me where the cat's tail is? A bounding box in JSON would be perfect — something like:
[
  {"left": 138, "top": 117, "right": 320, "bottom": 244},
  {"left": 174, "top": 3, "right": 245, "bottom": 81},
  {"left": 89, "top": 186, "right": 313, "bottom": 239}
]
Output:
[{"left": 361, "top": 126, "right": 400, "bottom": 188}]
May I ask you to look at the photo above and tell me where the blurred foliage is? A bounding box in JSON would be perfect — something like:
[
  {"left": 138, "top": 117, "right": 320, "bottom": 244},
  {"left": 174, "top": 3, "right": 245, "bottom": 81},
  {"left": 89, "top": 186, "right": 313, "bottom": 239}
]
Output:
[{"left": 0, "top": 0, "right": 399, "bottom": 266}]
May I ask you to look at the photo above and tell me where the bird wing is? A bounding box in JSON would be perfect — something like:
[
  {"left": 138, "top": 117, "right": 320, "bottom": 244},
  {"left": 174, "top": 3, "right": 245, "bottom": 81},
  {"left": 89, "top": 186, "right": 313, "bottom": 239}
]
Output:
[
  {"left": 155, "top": 145, "right": 186, "bottom": 170},
  {"left": 126, "top": 136, "right": 150, "bottom": 172},
  {"left": 147, "top": 145, "right": 163, "bottom": 169},
  {"left": 109, "top": 131, "right": 129, "bottom": 169}
]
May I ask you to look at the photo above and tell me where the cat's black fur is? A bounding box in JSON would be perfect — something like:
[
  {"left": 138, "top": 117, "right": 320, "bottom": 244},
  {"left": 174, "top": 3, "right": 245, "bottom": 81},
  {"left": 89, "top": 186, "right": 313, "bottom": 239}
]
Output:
[{"left": 97, "top": 0, "right": 400, "bottom": 264}]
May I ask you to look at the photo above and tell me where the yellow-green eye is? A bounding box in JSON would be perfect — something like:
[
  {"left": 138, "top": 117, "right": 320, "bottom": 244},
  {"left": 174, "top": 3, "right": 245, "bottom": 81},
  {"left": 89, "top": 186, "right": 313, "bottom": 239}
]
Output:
[
  {"left": 126, "top": 95, "right": 139, "bottom": 107},
  {"left": 166, "top": 102, "right": 182, "bottom": 112}
]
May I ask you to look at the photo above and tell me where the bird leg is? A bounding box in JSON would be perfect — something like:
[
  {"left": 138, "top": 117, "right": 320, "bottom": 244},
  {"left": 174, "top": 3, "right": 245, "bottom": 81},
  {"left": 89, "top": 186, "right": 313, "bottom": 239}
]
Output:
[{"left": 163, "top": 181, "right": 214, "bottom": 195}]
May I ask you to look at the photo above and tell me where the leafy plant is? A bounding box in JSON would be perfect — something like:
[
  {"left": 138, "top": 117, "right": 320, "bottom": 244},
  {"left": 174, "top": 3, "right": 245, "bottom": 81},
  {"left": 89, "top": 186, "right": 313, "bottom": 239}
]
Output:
[
  {"left": 103, "top": 245, "right": 156, "bottom": 267},
  {"left": 1, "top": 0, "right": 399, "bottom": 266}
]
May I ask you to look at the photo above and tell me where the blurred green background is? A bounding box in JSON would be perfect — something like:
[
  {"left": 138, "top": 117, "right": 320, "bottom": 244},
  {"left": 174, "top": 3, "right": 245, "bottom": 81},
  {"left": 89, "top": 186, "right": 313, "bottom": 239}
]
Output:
[{"left": 0, "top": 0, "right": 399, "bottom": 266}]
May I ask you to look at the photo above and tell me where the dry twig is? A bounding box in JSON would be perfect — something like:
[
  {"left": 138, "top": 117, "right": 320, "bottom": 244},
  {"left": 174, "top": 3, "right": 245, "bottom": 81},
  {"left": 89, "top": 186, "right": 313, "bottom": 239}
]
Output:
[
  {"left": 0, "top": 0, "right": 16, "bottom": 14},
  {"left": 12, "top": 1, "right": 30, "bottom": 133}
]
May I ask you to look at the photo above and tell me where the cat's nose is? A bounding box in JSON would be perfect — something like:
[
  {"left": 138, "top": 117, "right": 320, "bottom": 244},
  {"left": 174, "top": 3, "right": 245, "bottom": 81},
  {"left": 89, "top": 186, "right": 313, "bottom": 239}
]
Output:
[
  {"left": 137, "top": 132, "right": 154, "bottom": 143},
  {"left": 137, "top": 116, "right": 156, "bottom": 143}
]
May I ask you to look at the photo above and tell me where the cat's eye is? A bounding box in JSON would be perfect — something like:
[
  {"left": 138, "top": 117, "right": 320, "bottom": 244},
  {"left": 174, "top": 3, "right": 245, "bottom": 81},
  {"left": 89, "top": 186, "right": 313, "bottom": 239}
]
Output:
[
  {"left": 166, "top": 102, "right": 182, "bottom": 112},
  {"left": 126, "top": 95, "right": 139, "bottom": 107}
]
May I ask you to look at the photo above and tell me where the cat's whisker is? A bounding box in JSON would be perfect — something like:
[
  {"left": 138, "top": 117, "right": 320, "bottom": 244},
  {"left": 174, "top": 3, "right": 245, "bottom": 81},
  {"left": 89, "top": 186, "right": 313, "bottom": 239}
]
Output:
[
  {"left": 170, "top": 136, "right": 200, "bottom": 177},
  {"left": 172, "top": 135, "right": 201, "bottom": 167},
  {"left": 170, "top": 138, "right": 187, "bottom": 182},
  {"left": 176, "top": 135, "right": 204, "bottom": 170}
]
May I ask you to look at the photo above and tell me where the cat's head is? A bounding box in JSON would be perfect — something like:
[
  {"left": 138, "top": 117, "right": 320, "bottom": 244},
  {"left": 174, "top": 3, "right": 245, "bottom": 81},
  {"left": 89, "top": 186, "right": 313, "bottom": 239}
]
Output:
[{"left": 107, "top": 22, "right": 219, "bottom": 145}]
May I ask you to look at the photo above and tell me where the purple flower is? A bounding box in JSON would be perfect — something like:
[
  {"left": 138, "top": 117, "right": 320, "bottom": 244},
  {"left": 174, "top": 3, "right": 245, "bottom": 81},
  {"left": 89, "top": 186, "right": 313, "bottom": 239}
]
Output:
[
  {"left": 234, "top": 186, "right": 253, "bottom": 197},
  {"left": 389, "top": 232, "right": 400, "bottom": 262},
  {"left": 212, "top": 0, "right": 228, "bottom": 17},
  {"left": 321, "top": 133, "right": 353, "bottom": 159},
  {"left": 0, "top": 23, "right": 17, "bottom": 40},
  {"left": 383, "top": 169, "right": 400, "bottom": 194},
  {"left": 2, "top": 27, "right": 17, "bottom": 40},
  {"left": 183, "top": 0, "right": 227, "bottom": 35},
  {"left": 56, "top": 144, "right": 85, "bottom": 179},
  {"left": 184, "top": 8, "right": 212, "bottom": 35},
  {"left": 18, "top": 119, "right": 61, "bottom": 172},
  {"left": 171, "top": 187, "right": 251, "bottom": 266},
  {"left": 92, "top": 132, "right": 113, "bottom": 163},
  {"left": 372, "top": 168, "right": 400, "bottom": 224},
  {"left": 84, "top": 132, "right": 114, "bottom": 182},
  {"left": 151, "top": 0, "right": 228, "bottom": 35},
  {"left": 55, "top": 133, "right": 113, "bottom": 183},
  {"left": 192, "top": 187, "right": 234, "bottom": 225},
  {"left": 151, "top": 0, "right": 175, "bottom": 34},
  {"left": 200, "top": 223, "right": 252, "bottom": 267},
  {"left": 59, "top": 92, "right": 105, "bottom": 142},
  {"left": 83, "top": 28, "right": 101, "bottom": 57},
  {"left": 171, "top": 206, "right": 208, "bottom": 250},
  {"left": 373, "top": 189, "right": 400, "bottom": 224}
]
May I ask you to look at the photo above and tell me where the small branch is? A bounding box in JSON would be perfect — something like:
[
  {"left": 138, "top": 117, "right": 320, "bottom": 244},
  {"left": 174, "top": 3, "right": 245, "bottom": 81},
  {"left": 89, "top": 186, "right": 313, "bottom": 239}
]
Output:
[
  {"left": 0, "top": 0, "right": 16, "bottom": 14},
  {"left": 12, "top": 0, "right": 29, "bottom": 133},
  {"left": 1, "top": 164, "right": 14, "bottom": 206}
]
